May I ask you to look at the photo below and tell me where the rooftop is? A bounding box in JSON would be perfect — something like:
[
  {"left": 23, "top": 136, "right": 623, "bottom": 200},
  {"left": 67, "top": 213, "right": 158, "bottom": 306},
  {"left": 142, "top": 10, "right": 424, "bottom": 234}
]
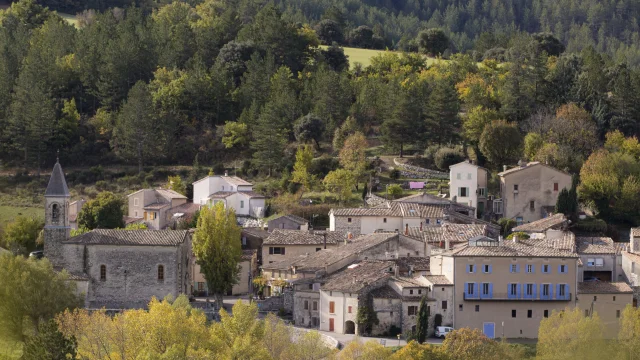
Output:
[
  {"left": 512, "top": 214, "right": 566, "bottom": 233},
  {"left": 169, "top": 202, "right": 200, "bottom": 214},
  {"left": 241, "top": 249, "right": 257, "bottom": 261},
  {"left": 263, "top": 230, "right": 346, "bottom": 246},
  {"left": 143, "top": 202, "right": 171, "bottom": 210},
  {"left": 369, "top": 285, "right": 402, "bottom": 299},
  {"left": 390, "top": 276, "right": 428, "bottom": 288},
  {"left": 614, "top": 242, "right": 630, "bottom": 255},
  {"left": 498, "top": 162, "right": 571, "bottom": 177},
  {"left": 632, "top": 228, "right": 640, "bottom": 237},
  {"left": 207, "top": 191, "right": 235, "bottom": 199},
  {"left": 576, "top": 237, "right": 616, "bottom": 254},
  {"left": 418, "top": 224, "right": 489, "bottom": 244},
  {"left": 518, "top": 231, "right": 576, "bottom": 252},
  {"left": 269, "top": 214, "right": 309, "bottom": 225},
  {"left": 451, "top": 240, "right": 579, "bottom": 258},
  {"left": 127, "top": 188, "right": 187, "bottom": 199},
  {"left": 423, "top": 275, "right": 453, "bottom": 285},
  {"left": 237, "top": 191, "right": 266, "bottom": 198},
  {"left": 123, "top": 216, "right": 143, "bottom": 225},
  {"left": 577, "top": 281, "right": 633, "bottom": 294},
  {"left": 45, "top": 161, "right": 70, "bottom": 197},
  {"left": 242, "top": 227, "right": 269, "bottom": 239},
  {"left": 623, "top": 251, "right": 640, "bottom": 264},
  {"left": 193, "top": 175, "right": 253, "bottom": 186},
  {"left": 394, "top": 256, "right": 430, "bottom": 271},
  {"left": 64, "top": 229, "right": 188, "bottom": 246},
  {"left": 321, "top": 261, "right": 395, "bottom": 293},
  {"left": 331, "top": 202, "right": 448, "bottom": 218}
]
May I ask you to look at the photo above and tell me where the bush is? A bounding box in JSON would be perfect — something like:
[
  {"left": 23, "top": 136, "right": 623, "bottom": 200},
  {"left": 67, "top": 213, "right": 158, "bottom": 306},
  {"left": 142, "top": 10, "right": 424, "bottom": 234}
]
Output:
[
  {"left": 498, "top": 218, "right": 517, "bottom": 236},
  {"left": 389, "top": 169, "right": 401, "bottom": 180},
  {"left": 575, "top": 218, "right": 607, "bottom": 233},
  {"left": 388, "top": 325, "right": 402, "bottom": 337},
  {"left": 434, "top": 147, "right": 464, "bottom": 171},
  {"left": 387, "top": 184, "right": 403, "bottom": 198},
  {"left": 506, "top": 231, "right": 530, "bottom": 240}
]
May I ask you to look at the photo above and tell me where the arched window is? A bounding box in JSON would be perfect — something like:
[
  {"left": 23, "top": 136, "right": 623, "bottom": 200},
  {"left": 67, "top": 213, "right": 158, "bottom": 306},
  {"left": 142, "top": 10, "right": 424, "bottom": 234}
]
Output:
[
  {"left": 158, "top": 265, "right": 164, "bottom": 281},
  {"left": 100, "top": 265, "right": 106, "bottom": 281},
  {"left": 51, "top": 204, "right": 60, "bottom": 224}
]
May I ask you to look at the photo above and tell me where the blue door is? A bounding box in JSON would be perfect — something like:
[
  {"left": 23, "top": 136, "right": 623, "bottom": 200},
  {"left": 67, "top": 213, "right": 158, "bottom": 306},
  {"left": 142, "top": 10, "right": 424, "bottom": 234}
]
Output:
[{"left": 483, "top": 322, "right": 495, "bottom": 339}]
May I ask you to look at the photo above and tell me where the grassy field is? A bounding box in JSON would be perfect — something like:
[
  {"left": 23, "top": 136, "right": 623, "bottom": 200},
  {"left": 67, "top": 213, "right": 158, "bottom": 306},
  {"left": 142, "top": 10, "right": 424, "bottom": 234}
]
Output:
[
  {"left": 0, "top": 206, "right": 42, "bottom": 228},
  {"left": 320, "top": 45, "right": 441, "bottom": 69}
]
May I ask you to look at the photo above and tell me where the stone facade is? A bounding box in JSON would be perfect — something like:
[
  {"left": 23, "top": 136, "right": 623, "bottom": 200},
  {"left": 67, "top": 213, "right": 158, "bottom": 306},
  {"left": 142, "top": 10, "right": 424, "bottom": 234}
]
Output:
[{"left": 331, "top": 216, "right": 361, "bottom": 236}]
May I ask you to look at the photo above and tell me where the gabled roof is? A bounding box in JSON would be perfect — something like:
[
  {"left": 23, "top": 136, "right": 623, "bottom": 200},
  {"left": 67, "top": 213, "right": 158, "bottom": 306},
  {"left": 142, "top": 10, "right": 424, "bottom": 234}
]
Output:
[
  {"left": 518, "top": 231, "right": 576, "bottom": 252},
  {"left": 512, "top": 214, "right": 566, "bottom": 233},
  {"left": 614, "top": 242, "right": 630, "bottom": 255},
  {"left": 237, "top": 191, "right": 266, "bottom": 199},
  {"left": 369, "top": 285, "right": 402, "bottom": 299},
  {"left": 578, "top": 281, "right": 632, "bottom": 294},
  {"left": 423, "top": 275, "right": 453, "bottom": 285},
  {"left": 193, "top": 175, "right": 253, "bottom": 186},
  {"left": 576, "top": 237, "right": 616, "bottom": 254},
  {"left": 331, "top": 202, "right": 447, "bottom": 218},
  {"left": 263, "top": 230, "right": 346, "bottom": 246},
  {"left": 144, "top": 203, "right": 170, "bottom": 210},
  {"left": 269, "top": 214, "right": 309, "bottom": 225},
  {"left": 393, "top": 192, "right": 475, "bottom": 210},
  {"left": 420, "top": 224, "right": 489, "bottom": 243},
  {"left": 242, "top": 227, "right": 269, "bottom": 239},
  {"left": 45, "top": 162, "right": 70, "bottom": 197},
  {"left": 449, "top": 160, "right": 489, "bottom": 172},
  {"left": 168, "top": 202, "right": 200, "bottom": 214},
  {"left": 498, "top": 162, "right": 571, "bottom": 177},
  {"left": 127, "top": 188, "right": 187, "bottom": 199},
  {"left": 451, "top": 238, "right": 579, "bottom": 258},
  {"left": 321, "top": 261, "right": 395, "bottom": 293},
  {"left": 208, "top": 191, "right": 235, "bottom": 199},
  {"left": 64, "top": 229, "right": 188, "bottom": 246}
]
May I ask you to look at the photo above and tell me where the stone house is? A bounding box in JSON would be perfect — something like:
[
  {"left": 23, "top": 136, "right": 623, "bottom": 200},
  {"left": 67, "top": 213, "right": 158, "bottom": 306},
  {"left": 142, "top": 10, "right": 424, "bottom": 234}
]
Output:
[
  {"left": 496, "top": 162, "right": 572, "bottom": 224},
  {"left": 262, "top": 230, "right": 348, "bottom": 265},
  {"left": 268, "top": 214, "right": 309, "bottom": 231},
  {"left": 43, "top": 161, "right": 192, "bottom": 309},
  {"left": 192, "top": 174, "right": 266, "bottom": 218},
  {"left": 393, "top": 192, "right": 475, "bottom": 217},
  {"left": 449, "top": 160, "right": 489, "bottom": 218},
  {"left": 192, "top": 249, "right": 258, "bottom": 296},
  {"left": 127, "top": 189, "right": 188, "bottom": 230},
  {"left": 575, "top": 281, "right": 633, "bottom": 333},
  {"left": 576, "top": 237, "right": 618, "bottom": 282},
  {"left": 422, "top": 275, "right": 454, "bottom": 330},
  {"left": 241, "top": 227, "right": 269, "bottom": 264}
]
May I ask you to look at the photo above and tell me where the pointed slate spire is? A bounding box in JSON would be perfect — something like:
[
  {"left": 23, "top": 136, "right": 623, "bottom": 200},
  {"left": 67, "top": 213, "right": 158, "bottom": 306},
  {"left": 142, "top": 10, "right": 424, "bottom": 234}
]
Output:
[{"left": 45, "top": 159, "right": 70, "bottom": 197}]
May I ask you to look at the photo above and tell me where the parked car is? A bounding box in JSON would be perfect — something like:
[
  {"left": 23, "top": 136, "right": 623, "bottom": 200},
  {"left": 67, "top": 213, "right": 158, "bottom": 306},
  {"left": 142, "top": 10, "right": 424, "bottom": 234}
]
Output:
[
  {"left": 28, "top": 250, "right": 44, "bottom": 259},
  {"left": 583, "top": 277, "right": 601, "bottom": 282},
  {"left": 435, "top": 326, "right": 454, "bottom": 338}
]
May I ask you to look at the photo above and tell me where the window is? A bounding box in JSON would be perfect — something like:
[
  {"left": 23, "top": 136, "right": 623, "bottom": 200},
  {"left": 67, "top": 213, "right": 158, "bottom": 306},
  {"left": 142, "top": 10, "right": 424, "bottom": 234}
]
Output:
[
  {"left": 269, "top": 247, "right": 285, "bottom": 255},
  {"left": 347, "top": 218, "right": 352, "bottom": 223},
  {"left": 198, "top": 282, "right": 204, "bottom": 291},
  {"left": 475, "top": 305, "right": 480, "bottom": 312},
  {"left": 559, "top": 284, "right": 566, "bottom": 297},
  {"left": 467, "top": 264, "right": 475, "bottom": 273},
  {"left": 526, "top": 264, "right": 534, "bottom": 273},
  {"left": 134, "top": 211, "right": 138, "bottom": 217},
  {"left": 459, "top": 187, "right": 469, "bottom": 197},
  {"left": 459, "top": 304, "right": 463, "bottom": 311},
  {"left": 509, "top": 284, "right": 518, "bottom": 296},
  {"left": 240, "top": 200, "right": 244, "bottom": 209},
  {"left": 467, "top": 283, "right": 475, "bottom": 295},
  {"left": 483, "top": 264, "right": 491, "bottom": 273},
  {"left": 304, "top": 300, "right": 309, "bottom": 310},
  {"left": 587, "top": 258, "right": 595, "bottom": 266},
  {"left": 478, "top": 188, "right": 486, "bottom": 197},
  {"left": 482, "top": 283, "right": 490, "bottom": 296},
  {"left": 382, "top": 218, "right": 387, "bottom": 223},
  {"left": 593, "top": 296, "right": 597, "bottom": 301},
  {"left": 390, "top": 312, "right": 393, "bottom": 316},
  {"left": 100, "top": 265, "right": 106, "bottom": 281},
  {"left": 528, "top": 310, "right": 532, "bottom": 318},
  {"left": 595, "top": 258, "right": 604, "bottom": 267},
  {"left": 526, "top": 284, "right": 534, "bottom": 297},
  {"left": 313, "top": 301, "right": 318, "bottom": 311},
  {"left": 530, "top": 200, "right": 535, "bottom": 211},
  {"left": 329, "top": 302, "right": 335, "bottom": 314},
  {"left": 242, "top": 237, "right": 247, "bottom": 246},
  {"left": 542, "top": 264, "right": 549, "bottom": 273},
  {"left": 308, "top": 284, "right": 313, "bottom": 290},
  {"left": 467, "top": 173, "right": 472, "bottom": 180},
  {"left": 544, "top": 310, "right": 549, "bottom": 318},
  {"left": 542, "top": 284, "right": 550, "bottom": 297},
  {"left": 617, "top": 310, "right": 621, "bottom": 318},
  {"left": 316, "top": 248, "right": 321, "bottom": 252},
  {"left": 408, "top": 306, "right": 418, "bottom": 315},
  {"left": 559, "top": 265, "right": 567, "bottom": 273},
  {"left": 614, "top": 296, "right": 616, "bottom": 301},
  {"left": 512, "top": 310, "right": 517, "bottom": 318},
  {"left": 516, "top": 217, "right": 523, "bottom": 225},
  {"left": 134, "top": 198, "right": 139, "bottom": 206},
  {"left": 510, "top": 264, "right": 519, "bottom": 273},
  {"left": 457, "top": 173, "right": 461, "bottom": 180},
  {"left": 157, "top": 265, "right": 164, "bottom": 281},
  {"left": 441, "top": 301, "right": 447, "bottom": 310},
  {"left": 418, "top": 289, "right": 422, "bottom": 294},
  {"left": 348, "top": 306, "right": 352, "bottom": 314},
  {"left": 409, "top": 290, "right": 414, "bottom": 295},
  {"left": 554, "top": 182, "right": 559, "bottom": 191},
  {"left": 514, "top": 184, "right": 519, "bottom": 191}
]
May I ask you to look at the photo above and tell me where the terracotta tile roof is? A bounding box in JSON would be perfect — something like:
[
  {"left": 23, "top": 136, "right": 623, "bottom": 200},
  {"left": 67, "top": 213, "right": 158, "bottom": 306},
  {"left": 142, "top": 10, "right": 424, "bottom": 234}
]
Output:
[
  {"left": 391, "top": 276, "right": 428, "bottom": 288},
  {"left": 576, "top": 237, "right": 616, "bottom": 254},
  {"left": 394, "top": 192, "right": 473, "bottom": 209},
  {"left": 66, "top": 272, "right": 89, "bottom": 281},
  {"left": 419, "top": 224, "right": 489, "bottom": 244},
  {"left": 64, "top": 229, "right": 188, "bottom": 246},
  {"left": 518, "top": 231, "right": 576, "bottom": 252},
  {"left": 143, "top": 202, "right": 170, "bottom": 210},
  {"left": 155, "top": 189, "right": 187, "bottom": 199},
  {"left": 513, "top": 214, "right": 566, "bottom": 233},
  {"left": 331, "top": 202, "right": 447, "bottom": 218},
  {"left": 241, "top": 249, "right": 257, "bottom": 261},
  {"left": 632, "top": 228, "right": 640, "bottom": 237},
  {"left": 270, "top": 214, "right": 309, "bottom": 225},
  {"left": 169, "top": 202, "right": 200, "bottom": 214},
  {"left": 237, "top": 191, "right": 266, "bottom": 198},
  {"left": 321, "top": 261, "right": 395, "bottom": 293},
  {"left": 451, "top": 242, "right": 579, "bottom": 258},
  {"left": 442, "top": 210, "right": 501, "bottom": 233},
  {"left": 578, "top": 281, "right": 633, "bottom": 294},
  {"left": 263, "top": 230, "right": 347, "bottom": 245},
  {"left": 221, "top": 176, "right": 253, "bottom": 186},
  {"left": 369, "top": 285, "right": 402, "bottom": 299},
  {"left": 623, "top": 251, "right": 640, "bottom": 264},
  {"left": 423, "top": 275, "right": 453, "bottom": 285},
  {"left": 498, "top": 162, "right": 571, "bottom": 177},
  {"left": 394, "top": 257, "right": 430, "bottom": 271},
  {"left": 614, "top": 242, "right": 630, "bottom": 255},
  {"left": 123, "top": 216, "right": 143, "bottom": 225},
  {"left": 45, "top": 162, "right": 70, "bottom": 197},
  {"left": 208, "top": 191, "right": 235, "bottom": 199},
  {"left": 242, "top": 227, "right": 269, "bottom": 239}
]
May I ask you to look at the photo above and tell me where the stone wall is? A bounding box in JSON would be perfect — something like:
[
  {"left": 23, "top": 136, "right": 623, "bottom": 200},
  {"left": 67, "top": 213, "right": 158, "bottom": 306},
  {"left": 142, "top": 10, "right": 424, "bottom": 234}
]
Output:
[
  {"left": 294, "top": 290, "right": 320, "bottom": 327},
  {"left": 283, "top": 288, "right": 294, "bottom": 314},
  {"left": 86, "top": 245, "right": 182, "bottom": 309},
  {"left": 372, "top": 298, "right": 403, "bottom": 335},
  {"left": 256, "top": 296, "right": 284, "bottom": 312},
  {"left": 45, "top": 227, "right": 70, "bottom": 269},
  {"left": 333, "top": 216, "right": 361, "bottom": 236}
]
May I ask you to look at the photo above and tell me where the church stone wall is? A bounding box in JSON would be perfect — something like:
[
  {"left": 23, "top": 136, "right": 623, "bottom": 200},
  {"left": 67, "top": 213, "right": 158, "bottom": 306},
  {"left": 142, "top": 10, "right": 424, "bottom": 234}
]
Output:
[{"left": 86, "top": 245, "right": 181, "bottom": 309}]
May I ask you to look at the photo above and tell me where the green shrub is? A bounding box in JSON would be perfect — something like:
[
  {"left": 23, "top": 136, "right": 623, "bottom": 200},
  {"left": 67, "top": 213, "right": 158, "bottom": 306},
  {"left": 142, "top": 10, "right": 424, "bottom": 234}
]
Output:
[
  {"left": 575, "top": 218, "right": 607, "bottom": 233},
  {"left": 506, "top": 231, "right": 530, "bottom": 240},
  {"left": 498, "top": 218, "right": 517, "bottom": 236},
  {"left": 387, "top": 184, "right": 403, "bottom": 197},
  {"left": 434, "top": 147, "right": 464, "bottom": 171},
  {"left": 389, "top": 169, "right": 401, "bottom": 180}
]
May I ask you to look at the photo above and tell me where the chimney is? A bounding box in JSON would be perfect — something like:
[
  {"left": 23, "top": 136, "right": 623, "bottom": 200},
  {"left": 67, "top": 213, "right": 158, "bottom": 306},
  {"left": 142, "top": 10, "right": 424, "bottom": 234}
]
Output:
[
  {"left": 445, "top": 238, "right": 450, "bottom": 251},
  {"left": 323, "top": 233, "right": 327, "bottom": 249},
  {"left": 426, "top": 242, "right": 432, "bottom": 257},
  {"left": 352, "top": 275, "right": 357, "bottom": 284},
  {"left": 409, "top": 265, "right": 414, "bottom": 277},
  {"left": 498, "top": 235, "right": 503, "bottom": 243},
  {"left": 394, "top": 264, "right": 399, "bottom": 277},
  {"left": 405, "top": 224, "right": 409, "bottom": 236},
  {"left": 420, "top": 222, "right": 423, "bottom": 231},
  {"left": 503, "top": 165, "right": 508, "bottom": 172},
  {"left": 513, "top": 234, "right": 518, "bottom": 243}
]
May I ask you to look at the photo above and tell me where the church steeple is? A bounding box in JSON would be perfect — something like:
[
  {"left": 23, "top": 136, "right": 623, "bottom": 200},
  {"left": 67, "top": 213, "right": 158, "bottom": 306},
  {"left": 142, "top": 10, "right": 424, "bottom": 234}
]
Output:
[{"left": 44, "top": 160, "right": 70, "bottom": 268}]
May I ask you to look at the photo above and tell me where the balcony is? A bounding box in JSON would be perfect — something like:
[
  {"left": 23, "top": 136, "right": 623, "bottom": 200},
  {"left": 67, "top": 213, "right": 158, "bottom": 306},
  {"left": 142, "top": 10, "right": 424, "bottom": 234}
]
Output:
[{"left": 463, "top": 293, "right": 572, "bottom": 301}]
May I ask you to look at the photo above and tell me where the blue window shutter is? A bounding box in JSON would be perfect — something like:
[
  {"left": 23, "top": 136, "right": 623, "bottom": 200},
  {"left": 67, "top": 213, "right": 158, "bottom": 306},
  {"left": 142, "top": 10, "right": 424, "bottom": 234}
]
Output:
[
  {"left": 565, "top": 284, "right": 570, "bottom": 300},
  {"left": 517, "top": 284, "right": 521, "bottom": 299},
  {"left": 488, "top": 265, "right": 492, "bottom": 274},
  {"left": 531, "top": 265, "right": 535, "bottom": 273},
  {"left": 474, "top": 283, "right": 478, "bottom": 298},
  {"left": 489, "top": 283, "right": 493, "bottom": 299},
  {"left": 509, "top": 265, "right": 513, "bottom": 273},
  {"left": 539, "top": 285, "right": 544, "bottom": 299},
  {"left": 549, "top": 284, "right": 553, "bottom": 300},
  {"left": 464, "top": 282, "right": 468, "bottom": 297},
  {"left": 466, "top": 265, "right": 469, "bottom": 274},
  {"left": 558, "top": 265, "right": 562, "bottom": 273},
  {"left": 556, "top": 284, "right": 560, "bottom": 300},
  {"left": 516, "top": 264, "right": 520, "bottom": 273},
  {"left": 533, "top": 284, "right": 537, "bottom": 299}
]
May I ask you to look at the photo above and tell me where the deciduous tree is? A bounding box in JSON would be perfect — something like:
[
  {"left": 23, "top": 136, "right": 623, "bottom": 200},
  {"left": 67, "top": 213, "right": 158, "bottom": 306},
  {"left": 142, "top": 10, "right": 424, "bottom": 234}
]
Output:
[
  {"left": 1, "top": 216, "right": 43, "bottom": 256},
  {"left": 537, "top": 308, "right": 608, "bottom": 360},
  {"left": 442, "top": 328, "right": 502, "bottom": 360},
  {"left": 292, "top": 145, "right": 315, "bottom": 192},
  {"left": 77, "top": 191, "right": 124, "bottom": 230},
  {"left": 417, "top": 28, "right": 449, "bottom": 56},
  {"left": 21, "top": 320, "right": 77, "bottom": 360},
  {"left": 323, "top": 169, "right": 355, "bottom": 204},
  {"left": 479, "top": 120, "right": 523, "bottom": 168}
]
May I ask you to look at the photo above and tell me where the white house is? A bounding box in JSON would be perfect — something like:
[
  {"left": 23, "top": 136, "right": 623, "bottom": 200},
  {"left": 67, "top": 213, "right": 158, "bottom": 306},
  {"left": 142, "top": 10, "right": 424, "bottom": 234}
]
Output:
[
  {"left": 449, "top": 160, "right": 488, "bottom": 218},
  {"left": 192, "top": 174, "right": 266, "bottom": 218}
]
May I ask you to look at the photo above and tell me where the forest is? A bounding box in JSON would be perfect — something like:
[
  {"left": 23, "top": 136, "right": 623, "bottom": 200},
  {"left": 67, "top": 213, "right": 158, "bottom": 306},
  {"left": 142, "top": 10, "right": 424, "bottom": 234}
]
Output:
[{"left": 1, "top": 0, "right": 640, "bottom": 225}]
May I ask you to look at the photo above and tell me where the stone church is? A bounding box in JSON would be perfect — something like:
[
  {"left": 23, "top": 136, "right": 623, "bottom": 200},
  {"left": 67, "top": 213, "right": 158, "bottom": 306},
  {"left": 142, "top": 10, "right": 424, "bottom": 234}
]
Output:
[{"left": 44, "top": 161, "right": 192, "bottom": 309}]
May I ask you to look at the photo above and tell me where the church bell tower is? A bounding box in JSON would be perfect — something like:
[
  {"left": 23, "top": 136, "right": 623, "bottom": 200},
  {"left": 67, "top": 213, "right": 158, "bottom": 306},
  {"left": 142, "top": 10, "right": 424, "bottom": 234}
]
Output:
[{"left": 44, "top": 158, "right": 70, "bottom": 268}]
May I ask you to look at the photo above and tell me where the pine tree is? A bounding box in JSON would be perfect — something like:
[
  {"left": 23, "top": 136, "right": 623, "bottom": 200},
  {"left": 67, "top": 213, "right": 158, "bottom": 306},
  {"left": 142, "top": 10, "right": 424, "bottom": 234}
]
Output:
[
  {"left": 251, "top": 103, "right": 287, "bottom": 176},
  {"left": 425, "top": 78, "right": 460, "bottom": 144},
  {"left": 555, "top": 188, "right": 571, "bottom": 215}
]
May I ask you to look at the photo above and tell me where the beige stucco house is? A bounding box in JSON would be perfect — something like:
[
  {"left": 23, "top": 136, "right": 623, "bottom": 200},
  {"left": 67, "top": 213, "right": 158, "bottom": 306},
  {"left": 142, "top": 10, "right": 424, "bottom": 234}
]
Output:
[
  {"left": 496, "top": 162, "right": 572, "bottom": 224},
  {"left": 262, "top": 230, "right": 348, "bottom": 265},
  {"left": 449, "top": 160, "right": 489, "bottom": 218},
  {"left": 192, "top": 249, "right": 257, "bottom": 296},
  {"left": 192, "top": 174, "right": 266, "bottom": 218},
  {"left": 127, "top": 189, "right": 188, "bottom": 230}
]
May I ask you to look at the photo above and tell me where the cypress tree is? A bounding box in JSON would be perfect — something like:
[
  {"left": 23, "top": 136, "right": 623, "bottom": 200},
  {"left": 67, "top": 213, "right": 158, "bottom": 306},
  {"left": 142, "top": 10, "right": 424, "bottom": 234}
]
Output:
[{"left": 416, "top": 295, "right": 430, "bottom": 343}]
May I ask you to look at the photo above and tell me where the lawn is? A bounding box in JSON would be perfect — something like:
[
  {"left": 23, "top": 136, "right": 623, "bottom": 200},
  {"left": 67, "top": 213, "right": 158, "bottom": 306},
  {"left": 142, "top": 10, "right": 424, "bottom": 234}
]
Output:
[
  {"left": 320, "top": 45, "right": 441, "bottom": 69},
  {"left": 57, "top": 11, "right": 78, "bottom": 27},
  {"left": 0, "top": 206, "right": 42, "bottom": 228}
]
